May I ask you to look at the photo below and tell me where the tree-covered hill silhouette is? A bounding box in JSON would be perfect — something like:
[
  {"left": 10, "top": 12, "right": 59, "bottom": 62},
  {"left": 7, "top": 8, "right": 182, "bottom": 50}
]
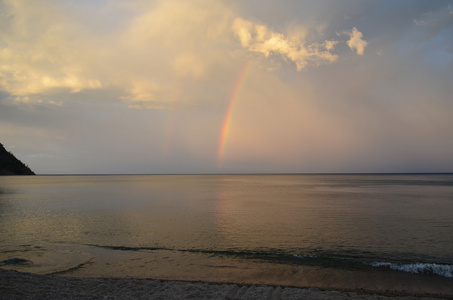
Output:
[{"left": 0, "top": 143, "right": 35, "bottom": 175}]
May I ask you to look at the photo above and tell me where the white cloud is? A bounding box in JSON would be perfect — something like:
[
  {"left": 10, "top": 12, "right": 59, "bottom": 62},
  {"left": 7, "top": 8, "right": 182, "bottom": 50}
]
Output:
[
  {"left": 0, "top": 0, "right": 371, "bottom": 113},
  {"left": 0, "top": 0, "right": 108, "bottom": 94},
  {"left": 120, "top": 80, "right": 162, "bottom": 109},
  {"left": 2, "top": 95, "right": 62, "bottom": 108},
  {"left": 0, "top": 0, "right": 236, "bottom": 109},
  {"left": 346, "top": 27, "right": 368, "bottom": 55},
  {"left": 1, "top": 0, "right": 452, "bottom": 174},
  {"left": 232, "top": 18, "right": 338, "bottom": 70}
]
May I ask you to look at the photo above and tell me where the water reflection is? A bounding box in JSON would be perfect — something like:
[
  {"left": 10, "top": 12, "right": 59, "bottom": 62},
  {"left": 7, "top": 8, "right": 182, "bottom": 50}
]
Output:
[
  {"left": 0, "top": 174, "right": 452, "bottom": 264},
  {"left": 213, "top": 175, "right": 323, "bottom": 253},
  {"left": 212, "top": 174, "right": 453, "bottom": 260}
]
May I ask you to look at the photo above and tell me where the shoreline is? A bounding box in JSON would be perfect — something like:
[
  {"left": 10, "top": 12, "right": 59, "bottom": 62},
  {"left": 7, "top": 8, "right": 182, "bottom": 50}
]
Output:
[
  {"left": 1, "top": 269, "right": 450, "bottom": 300},
  {"left": 1, "top": 244, "right": 453, "bottom": 299}
]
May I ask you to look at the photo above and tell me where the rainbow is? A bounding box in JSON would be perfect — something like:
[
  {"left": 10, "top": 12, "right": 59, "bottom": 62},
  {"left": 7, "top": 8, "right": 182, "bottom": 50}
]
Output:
[{"left": 218, "top": 60, "right": 252, "bottom": 166}]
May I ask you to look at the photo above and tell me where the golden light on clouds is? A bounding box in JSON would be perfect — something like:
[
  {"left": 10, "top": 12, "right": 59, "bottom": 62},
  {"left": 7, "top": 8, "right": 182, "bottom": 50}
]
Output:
[
  {"left": 0, "top": 0, "right": 452, "bottom": 174},
  {"left": 232, "top": 18, "right": 339, "bottom": 70},
  {"left": 0, "top": 0, "right": 367, "bottom": 107},
  {"left": 347, "top": 27, "right": 368, "bottom": 55}
]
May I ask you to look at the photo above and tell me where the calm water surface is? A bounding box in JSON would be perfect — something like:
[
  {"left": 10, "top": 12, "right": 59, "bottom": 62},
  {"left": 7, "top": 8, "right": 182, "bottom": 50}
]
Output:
[{"left": 1, "top": 174, "right": 452, "bottom": 278}]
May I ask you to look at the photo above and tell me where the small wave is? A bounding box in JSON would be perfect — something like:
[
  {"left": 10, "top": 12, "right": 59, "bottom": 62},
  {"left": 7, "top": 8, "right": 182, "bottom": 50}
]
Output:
[
  {"left": 87, "top": 244, "right": 453, "bottom": 278},
  {"left": 87, "top": 244, "right": 317, "bottom": 262},
  {"left": 370, "top": 262, "right": 453, "bottom": 277}
]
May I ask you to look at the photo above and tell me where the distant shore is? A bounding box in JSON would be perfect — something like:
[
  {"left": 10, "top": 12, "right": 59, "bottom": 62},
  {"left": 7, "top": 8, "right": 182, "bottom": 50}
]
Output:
[{"left": 0, "top": 269, "right": 449, "bottom": 300}]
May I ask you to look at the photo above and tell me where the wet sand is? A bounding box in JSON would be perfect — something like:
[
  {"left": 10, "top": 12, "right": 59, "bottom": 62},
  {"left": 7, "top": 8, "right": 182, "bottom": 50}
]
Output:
[
  {"left": 0, "top": 269, "right": 449, "bottom": 300},
  {"left": 1, "top": 245, "right": 453, "bottom": 299}
]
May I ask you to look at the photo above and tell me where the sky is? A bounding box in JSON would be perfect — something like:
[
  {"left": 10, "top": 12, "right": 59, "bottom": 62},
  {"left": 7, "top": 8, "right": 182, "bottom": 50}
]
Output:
[{"left": 1, "top": 0, "right": 453, "bottom": 174}]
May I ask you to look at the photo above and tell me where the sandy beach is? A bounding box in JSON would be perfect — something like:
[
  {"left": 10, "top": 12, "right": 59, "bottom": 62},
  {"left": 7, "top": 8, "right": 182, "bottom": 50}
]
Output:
[
  {"left": 1, "top": 244, "right": 453, "bottom": 299},
  {"left": 0, "top": 269, "right": 450, "bottom": 300}
]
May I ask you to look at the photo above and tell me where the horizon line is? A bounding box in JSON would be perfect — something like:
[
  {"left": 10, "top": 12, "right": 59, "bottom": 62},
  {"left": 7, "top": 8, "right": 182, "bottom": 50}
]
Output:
[{"left": 25, "top": 172, "right": 453, "bottom": 176}]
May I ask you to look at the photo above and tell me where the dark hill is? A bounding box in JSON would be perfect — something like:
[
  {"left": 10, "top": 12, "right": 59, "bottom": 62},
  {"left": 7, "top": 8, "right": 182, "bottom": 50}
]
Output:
[{"left": 0, "top": 143, "right": 35, "bottom": 175}]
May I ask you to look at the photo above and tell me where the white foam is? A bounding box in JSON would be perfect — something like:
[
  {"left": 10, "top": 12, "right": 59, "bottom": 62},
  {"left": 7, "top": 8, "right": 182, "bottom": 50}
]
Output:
[{"left": 370, "top": 262, "right": 453, "bottom": 277}]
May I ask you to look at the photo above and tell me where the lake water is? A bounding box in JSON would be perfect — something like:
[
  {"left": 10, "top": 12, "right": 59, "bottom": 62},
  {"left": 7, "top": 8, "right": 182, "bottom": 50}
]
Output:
[{"left": 1, "top": 174, "right": 453, "bottom": 290}]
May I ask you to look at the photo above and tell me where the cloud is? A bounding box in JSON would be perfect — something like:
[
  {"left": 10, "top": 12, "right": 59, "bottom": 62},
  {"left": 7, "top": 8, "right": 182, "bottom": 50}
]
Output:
[
  {"left": 172, "top": 54, "right": 206, "bottom": 79},
  {"left": 10, "top": 96, "right": 62, "bottom": 107},
  {"left": 1, "top": 0, "right": 452, "bottom": 174},
  {"left": 413, "top": 5, "right": 453, "bottom": 28},
  {"left": 232, "top": 18, "right": 338, "bottom": 70},
  {"left": 346, "top": 27, "right": 368, "bottom": 55},
  {"left": 120, "top": 80, "right": 162, "bottom": 109},
  {"left": 0, "top": 0, "right": 369, "bottom": 113},
  {"left": 413, "top": 4, "right": 453, "bottom": 45},
  {"left": 0, "top": 1, "right": 107, "bottom": 97},
  {"left": 0, "top": 0, "right": 236, "bottom": 109}
]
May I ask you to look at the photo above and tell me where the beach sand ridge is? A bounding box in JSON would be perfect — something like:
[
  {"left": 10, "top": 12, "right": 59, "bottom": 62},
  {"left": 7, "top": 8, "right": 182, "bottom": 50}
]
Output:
[{"left": 0, "top": 269, "right": 447, "bottom": 300}]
